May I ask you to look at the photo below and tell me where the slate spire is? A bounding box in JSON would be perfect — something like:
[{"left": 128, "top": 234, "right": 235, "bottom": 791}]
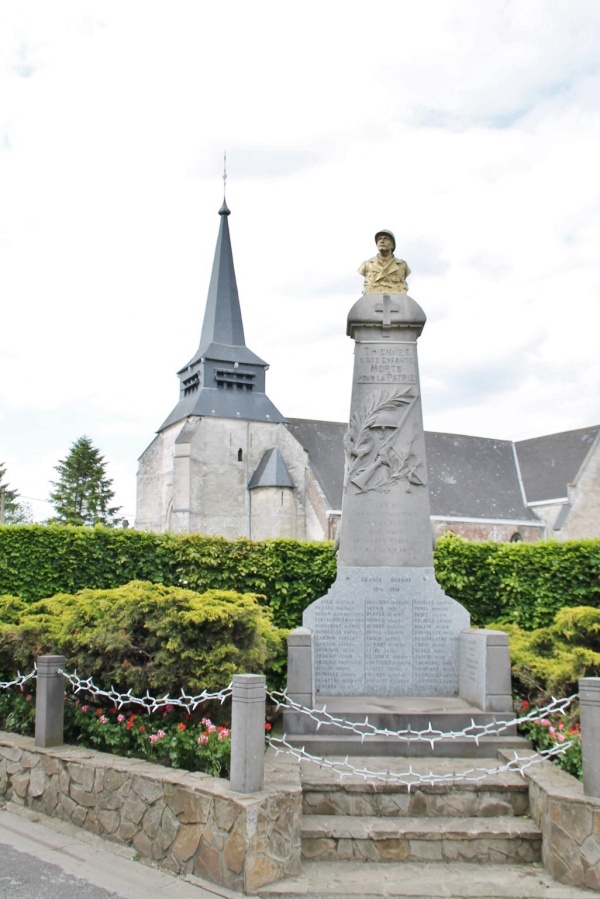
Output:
[
  {"left": 197, "top": 198, "right": 246, "bottom": 355},
  {"left": 158, "top": 199, "right": 285, "bottom": 431}
]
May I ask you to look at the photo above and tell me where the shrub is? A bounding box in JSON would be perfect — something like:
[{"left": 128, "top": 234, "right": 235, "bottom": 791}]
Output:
[
  {"left": 493, "top": 606, "right": 600, "bottom": 704},
  {"left": 0, "top": 580, "right": 287, "bottom": 694}
]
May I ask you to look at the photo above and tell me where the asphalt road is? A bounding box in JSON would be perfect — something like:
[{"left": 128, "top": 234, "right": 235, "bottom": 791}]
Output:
[{"left": 0, "top": 807, "right": 238, "bottom": 899}]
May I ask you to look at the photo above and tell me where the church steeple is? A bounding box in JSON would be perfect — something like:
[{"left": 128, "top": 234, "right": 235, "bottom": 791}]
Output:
[{"left": 158, "top": 199, "right": 285, "bottom": 431}]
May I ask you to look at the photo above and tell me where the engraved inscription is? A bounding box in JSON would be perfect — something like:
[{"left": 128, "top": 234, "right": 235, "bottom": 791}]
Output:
[{"left": 355, "top": 344, "right": 416, "bottom": 385}]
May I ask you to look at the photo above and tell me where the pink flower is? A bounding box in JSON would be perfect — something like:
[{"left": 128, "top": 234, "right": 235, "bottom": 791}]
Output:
[
  {"left": 117, "top": 714, "right": 125, "bottom": 723},
  {"left": 208, "top": 724, "right": 217, "bottom": 733},
  {"left": 149, "top": 730, "right": 166, "bottom": 744},
  {"left": 99, "top": 715, "right": 108, "bottom": 724},
  {"left": 81, "top": 705, "right": 90, "bottom": 713},
  {"left": 557, "top": 734, "right": 566, "bottom": 743},
  {"left": 548, "top": 726, "right": 556, "bottom": 738},
  {"left": 201, "top": 718, "right": 212, "bottom": 727},
  {"left": 198, "top": 734, "right": 209, "bottom": 745},
  {"left": 218, "top": 730, "right": 229, "bottom": 741},
  {"left": 558, "top": 721, "right": 564, "bottom": 731},
  {"left": 540, "top": 718, "right": 551, "bottom": 727}
]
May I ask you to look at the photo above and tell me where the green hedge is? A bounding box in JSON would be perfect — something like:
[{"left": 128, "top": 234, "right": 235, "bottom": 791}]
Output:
[
  {"left": 434, "top": 534, "right": 600, "bottom": 628},
  {"left": 0, "top": 525, "right": 337, "bottom": 630},
  {"left": 2, "top": 526, "right": 600, "bottom": 632}
]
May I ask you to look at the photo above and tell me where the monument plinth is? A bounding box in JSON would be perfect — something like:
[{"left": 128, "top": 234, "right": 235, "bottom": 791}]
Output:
[{"left": 285, "top": 234, "right": 519, "bottom": 756}]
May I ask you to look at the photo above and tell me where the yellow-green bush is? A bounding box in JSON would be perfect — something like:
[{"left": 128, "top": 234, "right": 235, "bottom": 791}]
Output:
[
  {"left": 494, "top": 606, "right": 600, "bottom": 703},
  {"left": 0, "top": 581, "right": 287, "bottom": 693}
]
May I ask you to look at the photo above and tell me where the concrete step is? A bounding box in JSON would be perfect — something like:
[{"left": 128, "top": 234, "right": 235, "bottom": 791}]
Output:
[
  {"left": 283, "top": 696, "right": 530, "bottom": 758},
  {"left": 301, "top": 815, "right": 542, "bottom": 865},
  {"left": 255, "top": 859, "right": 595, "bottom": 898}
]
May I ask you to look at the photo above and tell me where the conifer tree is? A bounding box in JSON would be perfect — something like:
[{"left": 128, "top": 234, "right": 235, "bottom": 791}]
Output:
[
  {"left": 49, "top": 436, "right": 122, "bottom": 527},
  {"left": 0, "top": 464, "right": 31, "bottom": 524}
]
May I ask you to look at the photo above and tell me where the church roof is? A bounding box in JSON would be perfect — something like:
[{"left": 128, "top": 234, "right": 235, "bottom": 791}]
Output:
[
  {"left": 158, "top": 200, "right": 285, "bottom": 431},
  {"left": 248, "top": 447, "right": 295, "bottom": 489},
  {"left": 515, "top": 425, "right": 600, "bottom": 503},
  {"left": 287, "top": 418, "right": 541, "bottom": 523}
]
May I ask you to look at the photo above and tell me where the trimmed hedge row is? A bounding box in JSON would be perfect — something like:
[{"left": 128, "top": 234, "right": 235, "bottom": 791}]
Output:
[
  {"left": 434, "top": 534, "right": 600, "bottom": 629},
  {"left": 0, "top": 525, "right": 337, "bottom": 630},
  {"left": 2, "top": 526, "right": 600, "bottom": 631}
]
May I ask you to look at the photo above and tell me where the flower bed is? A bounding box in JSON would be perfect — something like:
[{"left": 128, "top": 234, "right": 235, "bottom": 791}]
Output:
[{"left": 516, "top": 698, "right": 582, "bottom": 780}]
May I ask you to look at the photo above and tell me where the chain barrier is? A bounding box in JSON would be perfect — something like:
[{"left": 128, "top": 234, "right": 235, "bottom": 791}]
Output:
[
  {"left": 59, "top": 669, "right": 233, "bottom": 714},
  {"left": 267, "top": 690, "right": 576, "bottom": 746},
  {"left": 269, "top": 734, "right": 576, "bottom": 789},
  {"left": 0, "top": 669, "right": 37, "bottom": 691}
]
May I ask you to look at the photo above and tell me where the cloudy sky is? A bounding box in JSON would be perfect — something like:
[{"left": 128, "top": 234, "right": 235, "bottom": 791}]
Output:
[{"left": 1, "top": 1, "right": 599, "bottom": 523}]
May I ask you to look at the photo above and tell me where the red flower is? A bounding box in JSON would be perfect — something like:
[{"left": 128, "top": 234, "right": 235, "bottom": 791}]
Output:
[
  {"left": 264, "top": 722, "right": 272, "bottom": 732},
  {"left": 521, "top": 700, "right": 530, "bottom": 711},
  {"left": 177, "top": 722, "right": 186, "bottom": 731},
  {"left": 138, "top": 726, "right": 146, "bottom": 733}
]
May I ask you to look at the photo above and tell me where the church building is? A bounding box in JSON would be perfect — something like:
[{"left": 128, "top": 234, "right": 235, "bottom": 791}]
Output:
[{"left": 136, "top": 201, "right": 600, "bottom": 543}]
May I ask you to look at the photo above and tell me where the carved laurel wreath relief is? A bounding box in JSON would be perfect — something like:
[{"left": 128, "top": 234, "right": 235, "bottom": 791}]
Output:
[{"left": 343, "top": 389, "right": 426, "bottom": 494}]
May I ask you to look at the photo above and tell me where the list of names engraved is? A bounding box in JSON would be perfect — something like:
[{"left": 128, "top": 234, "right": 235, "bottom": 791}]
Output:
[{"left": 355, "top": 344, "right": 416, "bottom": 385}]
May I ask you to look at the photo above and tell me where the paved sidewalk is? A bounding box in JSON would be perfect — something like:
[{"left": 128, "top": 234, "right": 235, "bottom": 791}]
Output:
[
  {"left": 0, "top": 805, "right": 241, "bottom": 899},
  {"left": 1, "top": 803, "right": 596, "bottom": 899}
]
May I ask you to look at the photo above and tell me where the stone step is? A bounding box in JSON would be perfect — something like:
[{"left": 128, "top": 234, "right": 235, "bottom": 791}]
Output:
[
  {"left": 300, "top": 756, "right": 531, "bottom": 818},
  {"left": 303, "top": 782, "right": 529, "bottom": 818},
  {"left": 301, "top": 815, "right": 542, "bottom": 865},
  {"left": 285, "top": 732, "right": 529, "bottom": 757},
  {"left": 283, "top": 696, "right": 530, "bottom": 758},
  {"left": 255, "top": 859, "right": 595, "bottom": 898}
]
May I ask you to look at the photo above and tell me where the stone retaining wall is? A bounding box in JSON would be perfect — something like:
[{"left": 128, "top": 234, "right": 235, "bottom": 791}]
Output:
[
  {"left": 500, "top": 748, "right": 600, "bottom": 891},
  {"left": 0, "top": 731, "right": 301, "bottom": 894}
]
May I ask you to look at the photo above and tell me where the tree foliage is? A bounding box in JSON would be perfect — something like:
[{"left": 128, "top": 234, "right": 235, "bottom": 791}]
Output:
[
  {"left": 0, "top": 463, "right": 31, "bottom": 525},
  {"left": 49, "top": 436, "right": 122, "bottom": 527}
]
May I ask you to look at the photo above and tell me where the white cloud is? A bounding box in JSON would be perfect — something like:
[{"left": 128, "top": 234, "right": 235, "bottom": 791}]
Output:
[{"left": 1, "top": 0, "right": 599, "bottom": 519}]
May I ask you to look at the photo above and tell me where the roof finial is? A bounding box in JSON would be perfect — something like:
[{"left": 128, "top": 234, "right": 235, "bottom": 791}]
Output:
[{"left": 219, "top": 150, "right": 230, "bottom": 216}]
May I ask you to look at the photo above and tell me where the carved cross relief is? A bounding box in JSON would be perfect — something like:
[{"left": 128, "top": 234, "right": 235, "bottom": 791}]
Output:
[{"left": 374, "top": 294, "right": 400, "bottom": 329}]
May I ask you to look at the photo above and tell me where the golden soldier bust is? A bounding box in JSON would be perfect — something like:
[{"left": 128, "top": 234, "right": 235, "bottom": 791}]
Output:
[{"left": 358, "top": 230, "right": 410, "bottom": 294}]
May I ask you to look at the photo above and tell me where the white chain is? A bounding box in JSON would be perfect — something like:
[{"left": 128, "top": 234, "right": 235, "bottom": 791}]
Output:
[
  {"left": 269, "top": 735, "right": 576, "bottom": 789},
  {"left": 59, "top": 669, "right": 233, "bottom": 713},
  {"left": 0, "top": 669, "right": 37, "bottom": 690},
  {"left": 267, "top": 690, "right": 576, "bottom": 745}
]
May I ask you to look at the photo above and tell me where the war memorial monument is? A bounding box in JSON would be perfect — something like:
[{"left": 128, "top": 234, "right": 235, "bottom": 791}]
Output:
[{"left": 285, "top": 231, "right": 521, "bottom": 756}]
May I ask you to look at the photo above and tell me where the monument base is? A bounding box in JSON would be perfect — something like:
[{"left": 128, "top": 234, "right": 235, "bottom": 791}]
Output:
[
  {"left": 281, "top": 694, "right": 527, "bottom": 758},
  {"left": 284, "top": 569, "right": 520, "bottom": 757},
  {"left": 301, "top": 567, "right": 469, "bottom": 697}
]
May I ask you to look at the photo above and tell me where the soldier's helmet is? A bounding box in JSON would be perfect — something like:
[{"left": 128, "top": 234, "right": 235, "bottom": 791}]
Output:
[{"left": 375, "top": 230, "right": 396, "bottom": 251}]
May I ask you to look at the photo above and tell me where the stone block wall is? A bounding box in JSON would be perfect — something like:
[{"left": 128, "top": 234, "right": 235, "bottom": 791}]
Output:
[
  {"left": 0, "top": 732, "right": 301, "bottom": 894},
  {"left": 500, "top": 749, "right": 600, "bottom": 891}
]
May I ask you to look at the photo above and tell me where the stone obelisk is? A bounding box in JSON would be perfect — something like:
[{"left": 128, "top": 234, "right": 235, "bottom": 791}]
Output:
[{"left": 301, "top": 231, "right": 470, "bottom": 697}]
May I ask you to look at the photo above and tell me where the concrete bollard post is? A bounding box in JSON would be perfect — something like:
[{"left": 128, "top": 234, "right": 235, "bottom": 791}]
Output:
[
  {"left": 579, "top": 677, "right": 600, "bottom": 798},
  {"left": 35, "top": 655, "right": 66, "bottom": 748},
  {"left": 230, "top": 674, "right": 266, "bottom": 794},
  {"left": 286, "top": 627, "right": 314, "bottom": 707}
]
